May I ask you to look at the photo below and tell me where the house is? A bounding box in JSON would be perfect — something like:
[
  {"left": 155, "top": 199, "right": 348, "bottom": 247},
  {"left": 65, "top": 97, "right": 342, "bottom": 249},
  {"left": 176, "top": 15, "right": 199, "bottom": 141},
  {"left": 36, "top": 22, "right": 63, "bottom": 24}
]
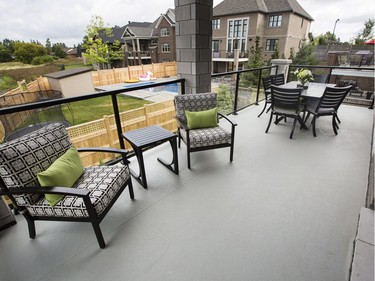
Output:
[
  {"left": 212, "top": 0, "right": 314, "bottom": 73},
  {"left": 118, "top": 9, "right": 176, "bottom": 66}
]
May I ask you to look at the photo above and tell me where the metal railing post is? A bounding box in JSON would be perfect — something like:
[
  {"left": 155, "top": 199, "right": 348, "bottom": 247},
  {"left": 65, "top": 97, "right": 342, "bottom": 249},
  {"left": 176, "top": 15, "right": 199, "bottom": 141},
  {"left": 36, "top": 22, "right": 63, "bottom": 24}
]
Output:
[
  {"left": 255, "top": 69, "right": 263, "bottom": 105},
  {"left": 111, "top": 94, "right": 125, "bottom": 150},
  {"left": 233, "top": 72, "right": 240, "bottom": 115}
]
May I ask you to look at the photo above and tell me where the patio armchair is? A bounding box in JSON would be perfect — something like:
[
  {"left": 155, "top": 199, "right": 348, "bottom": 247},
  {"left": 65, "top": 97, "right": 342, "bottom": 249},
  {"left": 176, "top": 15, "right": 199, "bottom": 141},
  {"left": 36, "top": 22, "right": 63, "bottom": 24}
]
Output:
[
  {"left": 0, "top": 123, "right": 134, "bottom": 249},
  {"left": 174, "top": 93, "right": 237, "bottom": 169},
  {"left": 265, "top": 86, "right": 304, "bottom": 139},
  {"left": 303, "top": 85, "right": 352, "bottom": 137}
]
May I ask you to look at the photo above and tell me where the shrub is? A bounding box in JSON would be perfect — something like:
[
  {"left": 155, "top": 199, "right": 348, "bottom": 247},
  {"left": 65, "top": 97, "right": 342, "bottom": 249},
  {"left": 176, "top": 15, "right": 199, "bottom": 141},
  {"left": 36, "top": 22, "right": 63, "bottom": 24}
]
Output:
[
  {"left": 0, "top": 75, "right": 17, "bottom": 92},
  {"left": 31, "top": 55, "right": 54, "bottom": 65}
]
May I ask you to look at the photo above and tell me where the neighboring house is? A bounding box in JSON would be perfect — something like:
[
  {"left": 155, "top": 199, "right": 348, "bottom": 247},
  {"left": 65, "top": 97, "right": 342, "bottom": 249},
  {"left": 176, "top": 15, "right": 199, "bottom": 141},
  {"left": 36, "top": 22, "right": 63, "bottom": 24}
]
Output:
[
  {"left": 154, "top": 8, "right": 176, "bottom": 63},
  {"left": 114, "top": 9, "right": 176, "bottom": 66},
  {"left": 212, "top": 0, "right": 314, "bottom": 73},
  {"left": 64, "top": 48, "right": 78, "bottom": 59}
]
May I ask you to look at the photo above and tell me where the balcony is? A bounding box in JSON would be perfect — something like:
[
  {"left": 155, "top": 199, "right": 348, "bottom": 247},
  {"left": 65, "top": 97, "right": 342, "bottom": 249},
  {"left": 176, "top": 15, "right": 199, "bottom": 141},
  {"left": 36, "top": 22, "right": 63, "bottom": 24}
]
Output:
[{"left": 0, "top": 98, "right": 373, "bottom": 281}]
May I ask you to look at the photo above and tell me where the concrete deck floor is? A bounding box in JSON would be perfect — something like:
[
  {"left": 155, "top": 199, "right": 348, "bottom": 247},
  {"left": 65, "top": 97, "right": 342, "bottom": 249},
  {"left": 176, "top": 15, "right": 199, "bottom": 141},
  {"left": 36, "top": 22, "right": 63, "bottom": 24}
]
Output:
[{"left": 0, "top": 102, "right": 373, "bottom": 281}]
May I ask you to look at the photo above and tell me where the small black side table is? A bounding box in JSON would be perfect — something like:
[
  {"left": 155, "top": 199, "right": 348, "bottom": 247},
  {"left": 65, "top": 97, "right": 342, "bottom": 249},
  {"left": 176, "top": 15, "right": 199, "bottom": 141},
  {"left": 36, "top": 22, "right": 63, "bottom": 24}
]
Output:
[{"left": 123, "top": 126, "right": 179, "bottom": 189}]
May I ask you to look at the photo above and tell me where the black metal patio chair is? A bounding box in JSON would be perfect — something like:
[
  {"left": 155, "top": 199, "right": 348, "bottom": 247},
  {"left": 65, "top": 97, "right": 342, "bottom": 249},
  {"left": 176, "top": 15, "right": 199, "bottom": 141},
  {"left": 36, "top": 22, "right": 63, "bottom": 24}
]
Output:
[
  {"left": 174, "top": 93, "right": 237, "bottom": 169},
  {"left": 303, "top": 85, "right": 352, "bottom": 137},
  {"left": 0, "top": 123, "right": 134, "bottom": 249},
  {"left": 265, "top": 85, "right": 304, "bottom": 139}
]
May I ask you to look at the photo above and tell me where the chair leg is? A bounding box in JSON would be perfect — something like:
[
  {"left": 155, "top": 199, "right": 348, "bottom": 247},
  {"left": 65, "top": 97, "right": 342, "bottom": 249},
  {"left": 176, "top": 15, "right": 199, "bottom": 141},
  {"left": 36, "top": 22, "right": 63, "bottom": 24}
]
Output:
[
  {"left": 187, "top": 150, "right": 191, "bottom": 169},
  {"left": 257, "top": 102, "right": 267, "bottom": 117},
  {"left": 312, "top": 116, "right": 317, "bottom": 137},
  {"left": 335, "top": 114, "right": 341, "bottom": 124},
  {"left": 332, "top": 115, "right": 338, "bottom": 135},
  {"left": 91, "top": 221, "right": 106, "bottom": 249},
  {"left": 265, "top": 112, "right": 273, "bottom": 133},
  {"left": 25, "top": 215, "right": 36, "bottom": 239},
  {"left": 127, "top": 179, "right": 134, "bottom": 200},
  {"left": 290, "top": 117, "right": 298, "bottom": 139}
]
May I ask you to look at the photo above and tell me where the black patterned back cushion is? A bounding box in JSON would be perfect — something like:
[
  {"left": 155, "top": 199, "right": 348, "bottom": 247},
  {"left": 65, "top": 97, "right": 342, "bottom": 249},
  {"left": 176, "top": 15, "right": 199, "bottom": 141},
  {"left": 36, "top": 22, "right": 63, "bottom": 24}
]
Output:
[
  {"left": 0, "top": 123, "right": 71, "bottom": 205},
  {"left": 174, "top": 93, "right": 217, "bottom": 123}
]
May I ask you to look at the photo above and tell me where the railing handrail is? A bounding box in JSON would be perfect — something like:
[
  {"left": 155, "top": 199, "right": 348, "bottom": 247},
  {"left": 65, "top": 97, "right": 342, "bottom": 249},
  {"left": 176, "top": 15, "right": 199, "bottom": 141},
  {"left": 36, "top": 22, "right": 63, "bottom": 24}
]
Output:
[{"left": 0, "top": 79, "right": 185, "bottom": 115}]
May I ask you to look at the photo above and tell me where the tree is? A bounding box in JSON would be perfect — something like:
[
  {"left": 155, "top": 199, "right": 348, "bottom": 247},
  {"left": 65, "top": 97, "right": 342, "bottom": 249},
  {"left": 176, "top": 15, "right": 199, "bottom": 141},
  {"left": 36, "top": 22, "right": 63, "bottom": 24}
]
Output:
[
  {"left": 241, "top": 35, "right": 264, "bottom": 87},
  {"left": 290, "top": 42, "right": 317, "bottom": 65},
  {"left": 82, "top": 15, "right": 123, "bottom": 69},
  {"left": 0, "top": 44, "right": 13, "bottom": 62},
  {"left": 45, "top": 38, "right": 52, "bottom": 54},
  {"left": 13, "top": 42, "right": 47, "bottom": 64},
  {"left": 354, "top": 18, "right": 374, "bottom": 45},
  {"left": 52, "top": 43, "right": 66, "bottom": 58},
  {"left": 313, "top": 32, "right": 340, "bottom": 45}
]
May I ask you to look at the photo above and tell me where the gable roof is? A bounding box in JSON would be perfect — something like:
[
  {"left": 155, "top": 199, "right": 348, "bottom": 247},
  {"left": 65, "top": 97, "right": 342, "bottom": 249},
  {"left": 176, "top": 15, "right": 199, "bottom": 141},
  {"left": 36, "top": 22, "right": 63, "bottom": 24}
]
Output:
[
  {"left": 155, "top": 9, "right": 176, "bottom": 29},
  {"left": 122, "top": 21, "right": 156, "bottom": 38},
  {"left": 213, "top": 0, "right": 314, "bottom": 21}
]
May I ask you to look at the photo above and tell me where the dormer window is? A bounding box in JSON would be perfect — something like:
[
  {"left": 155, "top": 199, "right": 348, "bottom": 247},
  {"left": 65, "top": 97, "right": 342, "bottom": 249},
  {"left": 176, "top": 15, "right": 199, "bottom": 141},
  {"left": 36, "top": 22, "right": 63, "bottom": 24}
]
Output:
[{"left": 268, "top": 15, "right": 282, "bottom": 27}]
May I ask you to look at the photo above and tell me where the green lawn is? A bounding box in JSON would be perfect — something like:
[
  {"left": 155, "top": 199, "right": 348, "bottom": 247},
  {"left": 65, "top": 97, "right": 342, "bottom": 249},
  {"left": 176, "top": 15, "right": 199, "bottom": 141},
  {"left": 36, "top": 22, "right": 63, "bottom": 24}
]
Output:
[
  {"left": 19, "top": 95, "right": 151, "bottom": 128},
  {"left": 62, "top": 95, "right": 151, "bottom": 125}
]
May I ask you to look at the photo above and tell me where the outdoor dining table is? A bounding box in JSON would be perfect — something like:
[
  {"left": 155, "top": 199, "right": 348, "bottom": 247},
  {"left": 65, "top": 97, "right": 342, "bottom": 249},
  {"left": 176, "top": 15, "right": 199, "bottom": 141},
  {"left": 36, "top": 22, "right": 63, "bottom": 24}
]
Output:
[{"left": 281, "top": 81, "right": 337, "bottom": 99}]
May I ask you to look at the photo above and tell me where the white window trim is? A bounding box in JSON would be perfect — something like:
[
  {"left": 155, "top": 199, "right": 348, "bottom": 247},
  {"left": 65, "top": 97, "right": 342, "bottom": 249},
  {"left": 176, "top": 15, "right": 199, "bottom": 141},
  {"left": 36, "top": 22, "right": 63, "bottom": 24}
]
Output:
[
  {"left": 161, "top": 43, "right": 170, "bottom": 53},
  {"left": 268, "top": 15, "right": 282, "bottom": 27},
  {"left": 226, "top": 17, "right": 249, "bottom": 52}
]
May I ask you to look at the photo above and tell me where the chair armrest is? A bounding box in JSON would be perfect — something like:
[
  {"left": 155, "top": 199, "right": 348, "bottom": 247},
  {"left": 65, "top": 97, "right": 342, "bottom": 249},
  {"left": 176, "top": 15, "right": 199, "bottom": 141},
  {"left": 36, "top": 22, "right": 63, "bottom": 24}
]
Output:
[
  {"left": 0, "top": 186, "right": 90, "bottom": 197},
  {"left": 77, "top": 147, "right": 129, "bottom": 155},
  {"left": 175, "top": 116, "right": 189, "bottom": 131},
  {"left": 77, "top": 147, "right": 130, "bottom": 165},
  {"left": 218, "top": 113, "right": 237, "bottom": 126}
]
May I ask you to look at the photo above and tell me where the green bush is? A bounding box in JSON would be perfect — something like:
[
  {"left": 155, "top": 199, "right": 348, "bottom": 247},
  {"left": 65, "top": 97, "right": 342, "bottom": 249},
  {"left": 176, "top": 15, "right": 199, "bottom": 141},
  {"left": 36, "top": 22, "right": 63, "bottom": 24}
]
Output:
[
  {"left": 31, "top": 55, "right": 54, "bottom": 65},
  {"left": 0, "top": 75, "right": 17, "bottom": 92}
]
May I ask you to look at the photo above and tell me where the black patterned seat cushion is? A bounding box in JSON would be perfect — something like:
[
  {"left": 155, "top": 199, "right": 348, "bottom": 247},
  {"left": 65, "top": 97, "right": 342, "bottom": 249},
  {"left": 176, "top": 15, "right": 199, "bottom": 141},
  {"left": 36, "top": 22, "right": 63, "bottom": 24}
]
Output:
[
  {"left": 0, "top": 123, "right": 71, "bottom": 206},
  {"left": 26, "top": 165, "right": 130, "bottom": 218},
  {"left": 181, "top": 127, "right": 232, "bottom": 148}
]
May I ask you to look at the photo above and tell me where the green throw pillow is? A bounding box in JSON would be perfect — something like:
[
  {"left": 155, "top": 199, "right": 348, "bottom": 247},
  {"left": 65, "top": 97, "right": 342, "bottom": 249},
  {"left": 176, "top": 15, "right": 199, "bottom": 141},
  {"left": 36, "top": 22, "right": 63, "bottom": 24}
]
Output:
[
  {"left": 185, "top": 107, "right": 218, "bottom": 129},
  {"left": 37, "top": 147, "right": 84, "bottom": 206}
]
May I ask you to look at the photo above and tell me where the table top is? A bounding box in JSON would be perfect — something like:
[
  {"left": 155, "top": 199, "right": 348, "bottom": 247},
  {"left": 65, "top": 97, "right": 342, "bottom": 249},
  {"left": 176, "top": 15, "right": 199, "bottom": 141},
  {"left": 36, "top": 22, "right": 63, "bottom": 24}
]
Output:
[
  {"left": 282, "top": 81, "right": 336, "bottom": 99},
  {"left": 123, "top": 125, "right": 176, "bottom": 148}
]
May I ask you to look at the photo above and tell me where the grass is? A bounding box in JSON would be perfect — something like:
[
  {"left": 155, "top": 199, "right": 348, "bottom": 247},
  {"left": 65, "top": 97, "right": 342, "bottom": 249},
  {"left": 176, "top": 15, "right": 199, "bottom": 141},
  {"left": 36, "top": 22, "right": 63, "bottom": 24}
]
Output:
[
  {"left": 62, "top": 95, "right": 151, "bottom": 125},
  {"left": 19, "top": 95, "right": 151, "bottom": 127}
]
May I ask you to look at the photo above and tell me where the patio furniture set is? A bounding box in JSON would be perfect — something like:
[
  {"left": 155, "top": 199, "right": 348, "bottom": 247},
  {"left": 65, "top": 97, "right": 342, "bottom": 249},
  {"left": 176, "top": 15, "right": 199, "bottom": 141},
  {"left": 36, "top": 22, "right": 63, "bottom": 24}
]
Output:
[
  {"left": 0, "top": 78, "right": 351, "bottom": 248},
  {"left": 260, "top": 74, "right": 352, "bottom": 139},
  {"left": 0, "top": 92, "right": 236, "bottom": 248}
]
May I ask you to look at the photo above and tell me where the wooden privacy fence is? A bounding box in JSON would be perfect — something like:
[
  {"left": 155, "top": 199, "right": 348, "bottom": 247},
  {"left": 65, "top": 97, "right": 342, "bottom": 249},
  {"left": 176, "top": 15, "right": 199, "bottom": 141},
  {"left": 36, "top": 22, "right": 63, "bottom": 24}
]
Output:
[
  {"left": 66, "top": 99, "right": 177, "bottom": 166},
  {"left": 91, "top": 62, "right": 177, "bottom": 86}
]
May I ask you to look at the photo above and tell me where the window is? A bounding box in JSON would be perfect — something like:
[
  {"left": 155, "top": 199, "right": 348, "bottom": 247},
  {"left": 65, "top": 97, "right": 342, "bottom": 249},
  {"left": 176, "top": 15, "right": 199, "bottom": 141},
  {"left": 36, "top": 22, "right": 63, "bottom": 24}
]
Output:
[
  {"left": 212, "top": 19, "right": 220, "bottom": 30},
  {"left": 162, "top": 43, "right": 170, "bottom": 53},
  {"left": 227, "top": 17, "right": 249, "bottom": 52},
  {"left": 151, "top": 39, "right": 157, "bottom": 46},
  {"left": 268, "top": 15, "right": 282, "bottom": 27},
  {"left": 160, "top": 28, "right": 169, "bottom": 37},
  {"left": 212, "top": 40, "right": 220, "bottom": 52},
  {"left": 266, "top": 39, "right": 279, "bottom": 51}
]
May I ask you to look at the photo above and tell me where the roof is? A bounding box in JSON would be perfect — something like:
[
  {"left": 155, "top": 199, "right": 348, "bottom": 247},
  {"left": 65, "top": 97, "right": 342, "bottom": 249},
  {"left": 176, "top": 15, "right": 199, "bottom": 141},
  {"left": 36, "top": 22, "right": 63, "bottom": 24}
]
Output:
[
  {"left": 213, "top": 0, "right": 314, "bottom": 21},
  {"left": 122, "top": 21, "right": 155, "bottom": 38},
  {"left": 44, "top": 67, "right": 92, "bottom": 79}
]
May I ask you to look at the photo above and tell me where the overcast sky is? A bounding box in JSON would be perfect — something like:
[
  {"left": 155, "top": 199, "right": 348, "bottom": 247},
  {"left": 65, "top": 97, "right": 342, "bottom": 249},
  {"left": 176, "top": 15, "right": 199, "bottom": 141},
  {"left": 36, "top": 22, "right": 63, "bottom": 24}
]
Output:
[{"left": 0, "top": 0, "right": 374, "bottom": 47}]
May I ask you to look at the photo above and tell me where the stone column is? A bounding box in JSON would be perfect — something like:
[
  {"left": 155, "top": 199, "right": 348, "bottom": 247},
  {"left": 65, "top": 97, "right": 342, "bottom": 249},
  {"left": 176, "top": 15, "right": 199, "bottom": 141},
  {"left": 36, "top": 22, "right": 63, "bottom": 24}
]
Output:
[
  {"left": 175, "top": 0, "right": 213, "bottom": 95},
  {"left": 270, "top": 59, "right": 292, "bottom": 82}
]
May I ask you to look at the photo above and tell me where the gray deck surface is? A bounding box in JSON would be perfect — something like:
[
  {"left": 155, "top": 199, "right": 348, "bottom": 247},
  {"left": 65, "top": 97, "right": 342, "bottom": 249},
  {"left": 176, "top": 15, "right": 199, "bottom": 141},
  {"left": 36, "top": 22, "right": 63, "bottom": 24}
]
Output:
[{"left": 0, "top": 102, "right": 373, "bottom": 281}]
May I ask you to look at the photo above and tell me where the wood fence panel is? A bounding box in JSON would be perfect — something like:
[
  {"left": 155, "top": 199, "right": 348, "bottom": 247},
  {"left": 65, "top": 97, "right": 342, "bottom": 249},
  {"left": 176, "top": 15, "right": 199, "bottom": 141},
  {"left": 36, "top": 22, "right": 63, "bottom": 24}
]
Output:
[{"left": 66, "top": 100, "right": 177, "bottom": 166}]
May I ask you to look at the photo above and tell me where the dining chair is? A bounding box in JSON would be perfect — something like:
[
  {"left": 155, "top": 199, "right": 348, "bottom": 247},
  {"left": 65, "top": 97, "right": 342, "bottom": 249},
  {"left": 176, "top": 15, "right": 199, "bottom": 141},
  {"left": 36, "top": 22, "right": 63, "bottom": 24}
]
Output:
[
  {"left": 174, "top": 93, "right": 237, "bottom": 169},
  {"left": 303, "top": 85, "right": 352, "bottom": 137},
  {"left": 265, "top": 85, "right": 304, "bottom": 139},
  {"left": 270, "top": 73, "right": 285, "bottom": 86},
  {"left": 0, "top": 123, "right": 134, "bottom": 249},
  {"left": 257, "top": 76, "right": 272, "bottom": 117}
]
